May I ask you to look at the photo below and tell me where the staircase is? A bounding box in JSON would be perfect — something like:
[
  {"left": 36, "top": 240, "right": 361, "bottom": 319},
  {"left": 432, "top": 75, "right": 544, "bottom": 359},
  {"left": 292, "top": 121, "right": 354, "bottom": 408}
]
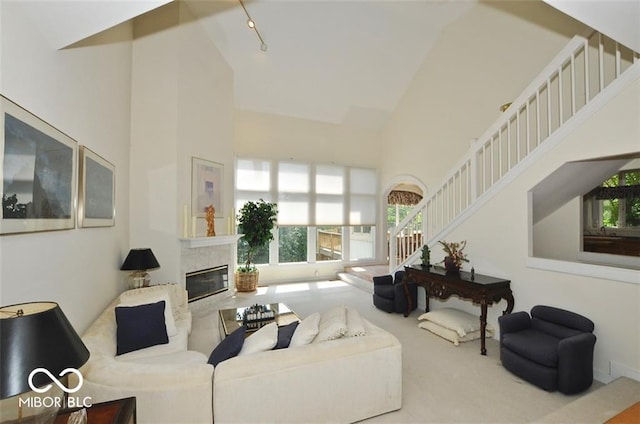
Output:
[{"left": 387, "top": 31, "right": 640, "bottom": 273}]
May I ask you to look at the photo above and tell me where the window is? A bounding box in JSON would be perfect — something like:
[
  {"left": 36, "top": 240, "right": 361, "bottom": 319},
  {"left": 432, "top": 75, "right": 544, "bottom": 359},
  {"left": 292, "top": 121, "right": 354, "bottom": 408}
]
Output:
[
  {"left": 279, "top": 226, "right": 307, "bottom": 263},
  {"left": 316, "top": 226, "right": 341, "bottom": 261},
  {"left": 236, "top": 159, "right": 377, "bottom": 266},
  {"left": 349, "top": 225, "right": 375, "bottom": 260},
  {"left": 582, "top": 168, "right": 640, "bottom": 258},
  {"left": 584, "top": 169, "right": 640, "bottom": 230}
]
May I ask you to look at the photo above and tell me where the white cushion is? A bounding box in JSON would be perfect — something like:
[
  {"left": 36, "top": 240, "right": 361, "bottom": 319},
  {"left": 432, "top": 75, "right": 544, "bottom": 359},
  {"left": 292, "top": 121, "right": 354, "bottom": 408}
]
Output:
[
  {"left": 417, "top": 308, "right": 493, "bottom": 338},
  {"left": 239, "top": 322, "right": 278, "bottom": 355},
  {"left": 119, "top": 288, "right": 177, "bottom": 336},
  {"left": 289, "top": 312, "right": 320, "bottom": 347},
  {"left": 345, "top": 308, "right": 366, "bottom": 337},
  {"left": 314, "top": 305, "right": 348, "bottom": 342},
  {"left": 418, "top": 320, "right": 494, "bottom": 346}
]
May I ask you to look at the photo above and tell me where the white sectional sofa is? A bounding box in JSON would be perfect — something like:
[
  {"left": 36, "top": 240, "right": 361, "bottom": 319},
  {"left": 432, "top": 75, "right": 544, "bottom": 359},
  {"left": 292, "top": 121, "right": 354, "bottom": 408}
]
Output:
[
  {"left": 75, "top": 284, "right": 402, "bottom": 423},
  {"left": 75, "top": 284, "right": 214, "bottom": 424},
  {"left": 213, "top": 318, "right": 402, "bottom": 423}
]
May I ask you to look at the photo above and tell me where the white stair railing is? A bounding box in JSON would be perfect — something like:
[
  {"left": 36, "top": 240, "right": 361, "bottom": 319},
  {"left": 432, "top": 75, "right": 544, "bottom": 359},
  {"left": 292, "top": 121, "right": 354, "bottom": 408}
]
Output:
[{"left": 389, "top": 31, "right": 640, "bottom": 272}]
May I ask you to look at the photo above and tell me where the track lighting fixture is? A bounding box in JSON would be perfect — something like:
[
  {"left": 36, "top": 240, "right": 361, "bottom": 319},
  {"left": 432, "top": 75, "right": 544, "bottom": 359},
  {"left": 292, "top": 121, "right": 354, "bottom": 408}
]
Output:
[{"left": 239, "top": 0, "right": 267, "bottom": 52}]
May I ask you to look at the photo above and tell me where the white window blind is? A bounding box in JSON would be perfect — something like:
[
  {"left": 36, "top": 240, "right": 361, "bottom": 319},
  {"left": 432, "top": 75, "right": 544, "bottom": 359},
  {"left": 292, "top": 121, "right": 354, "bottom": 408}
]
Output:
[
  {"left": 349, "top": 168, "right": 376, "bottom": 225},
  {"left": 316, "top": 165, "right": 345, "bottom": 225},
  {"left": 236, "top": 159, "right": 376, "bottom": 227},
  {"left": 236, "top": 159, "right": 271, "bottom": 211},
  {"left": 236, "top": 159, "right": 270, "bottom": 192},
  {"left": 278, "top": 162, "right": 310, "bottom": 225}
]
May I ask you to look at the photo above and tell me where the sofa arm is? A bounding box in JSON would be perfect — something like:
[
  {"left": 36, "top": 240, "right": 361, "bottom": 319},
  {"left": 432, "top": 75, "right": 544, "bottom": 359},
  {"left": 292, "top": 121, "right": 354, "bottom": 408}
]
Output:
[
  {"left": 82, "top": 356, "right": 213, "bottom": 390},
  {"left": 72, "top": 355, "right": 213, "bottom": 424},
  {"left": 558, "top": 332, "right": 597, "bottom": 394},
  {"left": 498, "top": 311, "right": 531, "bottom": 336}
]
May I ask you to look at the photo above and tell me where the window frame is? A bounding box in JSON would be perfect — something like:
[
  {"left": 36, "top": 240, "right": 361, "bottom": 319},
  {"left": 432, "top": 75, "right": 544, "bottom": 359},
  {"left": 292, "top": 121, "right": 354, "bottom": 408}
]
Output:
[{"left": 236, "top": 158, "right": 377, "bottom": 267}]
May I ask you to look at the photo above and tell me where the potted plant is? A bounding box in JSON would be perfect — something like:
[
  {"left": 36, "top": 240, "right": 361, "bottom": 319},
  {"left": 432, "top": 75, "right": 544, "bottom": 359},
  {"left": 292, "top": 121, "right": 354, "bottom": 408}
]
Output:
[
  {"left": 236, "top": 199, "right": 278, "bottom": 292},
  {"left": 438, "top": 240, "right": 469, "bottom": 273},
  {"left": 420, "top": 244, "right": 431, "bottom": 267}
]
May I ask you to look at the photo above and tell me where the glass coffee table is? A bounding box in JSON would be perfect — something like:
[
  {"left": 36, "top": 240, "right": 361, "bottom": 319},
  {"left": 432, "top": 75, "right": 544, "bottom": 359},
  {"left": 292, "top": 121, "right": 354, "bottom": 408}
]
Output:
[{"left": 218, "top": 303, "right": 300, "bottom": 338}]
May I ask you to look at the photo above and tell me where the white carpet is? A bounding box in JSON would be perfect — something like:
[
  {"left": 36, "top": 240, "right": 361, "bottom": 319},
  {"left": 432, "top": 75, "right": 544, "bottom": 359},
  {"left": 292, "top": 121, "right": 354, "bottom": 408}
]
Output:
[{"left": 189, "top": 280, "right": 605, "bottom": 423}]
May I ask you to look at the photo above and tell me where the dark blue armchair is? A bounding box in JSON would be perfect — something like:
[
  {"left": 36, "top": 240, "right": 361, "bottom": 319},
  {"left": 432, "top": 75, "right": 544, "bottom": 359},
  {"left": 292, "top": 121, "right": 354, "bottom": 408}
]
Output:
[
  {"left": 499, "top": 305, "right": 596, "bottom": 394},
  {"left": 372, "top": 271, "right": 417, "bottom": 314}
]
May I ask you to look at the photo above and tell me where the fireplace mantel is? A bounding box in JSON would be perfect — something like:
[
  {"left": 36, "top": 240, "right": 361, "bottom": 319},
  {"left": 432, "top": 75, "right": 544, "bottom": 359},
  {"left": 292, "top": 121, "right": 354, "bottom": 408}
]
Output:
[{"left": 180, "top": 235, "right": 242, "bottom": 249}]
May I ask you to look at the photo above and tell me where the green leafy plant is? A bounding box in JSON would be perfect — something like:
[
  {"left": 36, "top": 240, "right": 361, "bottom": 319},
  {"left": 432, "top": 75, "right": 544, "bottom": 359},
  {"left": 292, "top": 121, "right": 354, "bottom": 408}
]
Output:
[{"left": 237, "top": 199, "right": 278, "bottom": 273}]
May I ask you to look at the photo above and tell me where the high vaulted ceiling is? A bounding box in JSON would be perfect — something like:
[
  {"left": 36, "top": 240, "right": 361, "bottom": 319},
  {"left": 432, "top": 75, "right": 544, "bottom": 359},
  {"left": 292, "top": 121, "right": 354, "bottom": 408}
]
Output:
[
  {"left": 9, "top": 1, "right": 640, "bottom": 129},
  {"left": 185, "top": 0, "right": 474, "bottom": 128}
]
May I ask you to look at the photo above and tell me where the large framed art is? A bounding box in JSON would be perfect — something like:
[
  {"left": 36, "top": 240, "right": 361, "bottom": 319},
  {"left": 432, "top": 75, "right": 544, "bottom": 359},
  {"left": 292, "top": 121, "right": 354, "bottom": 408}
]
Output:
[
  {"left": 192, "top": 157, "right": 224, "bottom": 218},
  {"left": 1, "top": 95, "right": 77, "bottom": 235},
  {"left": 78, "top": 146, "right": 115, "bottom": 228}
]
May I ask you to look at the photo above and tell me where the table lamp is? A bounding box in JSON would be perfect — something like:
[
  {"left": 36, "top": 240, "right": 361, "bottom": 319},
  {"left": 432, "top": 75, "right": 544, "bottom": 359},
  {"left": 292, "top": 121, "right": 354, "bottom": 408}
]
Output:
[
  {"left": 0, "top": 302, "right": 90, "bottom": 423},
  {"left": 120, "top": 248, "right": 160, "bottom": 288}
]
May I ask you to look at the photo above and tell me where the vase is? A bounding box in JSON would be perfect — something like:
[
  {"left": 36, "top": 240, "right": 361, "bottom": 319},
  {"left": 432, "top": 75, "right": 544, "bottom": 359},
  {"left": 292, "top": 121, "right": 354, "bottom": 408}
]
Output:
[{"left": 444, "top": 256, "right": 460, "bottom": 274}]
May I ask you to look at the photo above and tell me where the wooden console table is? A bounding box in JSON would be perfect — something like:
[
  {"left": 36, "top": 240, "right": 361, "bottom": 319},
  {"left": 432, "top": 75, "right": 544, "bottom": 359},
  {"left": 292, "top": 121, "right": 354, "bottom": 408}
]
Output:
[{"left": 403, "top": 265, "right": 514, "bottom": 355}]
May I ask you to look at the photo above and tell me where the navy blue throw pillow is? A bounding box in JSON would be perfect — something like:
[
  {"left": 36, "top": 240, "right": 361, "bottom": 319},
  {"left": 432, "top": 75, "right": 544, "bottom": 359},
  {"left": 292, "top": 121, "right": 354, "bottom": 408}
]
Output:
[
  {"left": 274, "top": 321, "right": 299, "bottom": 350},
  {"left": 115, "top": 300, "right": 169, "bottom": 355},
  {"left": 208, "top": 325, "right": 247, "bottom": 366}
]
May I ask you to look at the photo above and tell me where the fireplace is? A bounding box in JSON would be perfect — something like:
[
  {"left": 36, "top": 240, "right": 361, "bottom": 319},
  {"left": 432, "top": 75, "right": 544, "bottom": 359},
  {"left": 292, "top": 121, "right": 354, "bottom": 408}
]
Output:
[{"left": 186, "top": 265, "right": 228, "bottom": 302}]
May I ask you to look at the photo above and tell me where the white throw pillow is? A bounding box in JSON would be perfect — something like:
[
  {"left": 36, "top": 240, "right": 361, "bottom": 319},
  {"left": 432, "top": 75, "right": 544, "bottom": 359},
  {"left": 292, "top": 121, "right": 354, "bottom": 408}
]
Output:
[
  {"left": 239, "top": 322, "right": 278, "bottom": 355},
  {"left": 289, "top": 312, "right": 320, "bottom": 347},
  {"left": 417, "top": 308, "right": 493, "bottom": 338},
  {"left": 119, "top": 289, "right": 177, "bottom": 336},
  {"left": 345, "top": 308, "right": 366, "bottom": 337},
  {"left": 314, "top": 305, "right": 348, "bottom": 342}
]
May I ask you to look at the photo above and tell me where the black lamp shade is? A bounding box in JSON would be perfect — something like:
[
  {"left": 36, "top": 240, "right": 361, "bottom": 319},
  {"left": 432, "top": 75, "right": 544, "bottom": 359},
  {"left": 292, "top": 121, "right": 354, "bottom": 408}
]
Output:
[
  {"left": 120, "top": 248, "right": 160, "bottom": 271},
  {"left": 0, "top": 302, "right": 90, "bottom": 399}
]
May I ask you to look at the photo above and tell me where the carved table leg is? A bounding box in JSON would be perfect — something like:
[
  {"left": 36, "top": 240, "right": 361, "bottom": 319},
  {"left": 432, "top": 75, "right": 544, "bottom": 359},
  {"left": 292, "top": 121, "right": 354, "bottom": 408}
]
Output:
[
  {"left": 425, "top": 290, "right": 430, "bottom": 313},
  {"left": 502, "top": 290, "right": 515, "bottom": 315},
  {"left": 480, "top": 302, "right": 488, "bottom": 356},
  {"left": 402, "top": 278, "right": 412, "bottom": 317}
]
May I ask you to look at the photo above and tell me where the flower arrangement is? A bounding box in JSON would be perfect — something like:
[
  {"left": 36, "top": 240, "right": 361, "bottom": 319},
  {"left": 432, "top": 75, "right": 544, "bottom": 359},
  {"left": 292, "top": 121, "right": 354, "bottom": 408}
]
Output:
[{"left": 438, "top": 240, "right": 469, "bottom": 270}]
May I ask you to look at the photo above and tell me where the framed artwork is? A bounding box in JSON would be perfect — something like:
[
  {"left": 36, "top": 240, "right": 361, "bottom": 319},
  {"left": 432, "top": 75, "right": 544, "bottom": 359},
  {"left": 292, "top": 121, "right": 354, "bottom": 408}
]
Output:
[
  {"left": 78, "top": 146, "right": 115, "bottom": 228},
  {"left": 192, "top": 157, "right": 223, "bottom": 218},
  {"left": 1, "top": 95, "right": 77, "bottom": 235}
]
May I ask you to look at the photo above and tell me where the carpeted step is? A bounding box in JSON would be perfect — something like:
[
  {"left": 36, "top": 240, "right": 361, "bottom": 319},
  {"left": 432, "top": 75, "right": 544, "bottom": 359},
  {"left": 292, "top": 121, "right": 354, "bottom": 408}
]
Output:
[{"left": 537, "top": 377, "right": 640, "bottom": 423}]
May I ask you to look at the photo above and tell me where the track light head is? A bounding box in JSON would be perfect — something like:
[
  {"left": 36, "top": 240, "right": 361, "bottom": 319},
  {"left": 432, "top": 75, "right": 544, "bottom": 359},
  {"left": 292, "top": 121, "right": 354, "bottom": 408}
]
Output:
[{"left": 239, "top": 0, "right": 267, "bottom": 52}]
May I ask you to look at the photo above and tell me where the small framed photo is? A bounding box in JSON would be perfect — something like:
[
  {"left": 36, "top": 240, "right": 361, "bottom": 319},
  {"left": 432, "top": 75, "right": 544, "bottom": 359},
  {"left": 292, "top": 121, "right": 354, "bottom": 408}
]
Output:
[
  {"left": 1, "top": 95, "right": 77, "bottom": 235},
  {"left": 78, "top": 146, "right": 115, "bottom": 228},
  {"left": 192, "top": 157, "right": 223, "bottom": 218}
]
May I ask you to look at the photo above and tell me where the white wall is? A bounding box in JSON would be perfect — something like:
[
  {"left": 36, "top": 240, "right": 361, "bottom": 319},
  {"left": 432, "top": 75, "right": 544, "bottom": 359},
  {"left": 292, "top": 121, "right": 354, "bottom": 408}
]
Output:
[
  {"left": 377, "top": 0, "right": 640, "bottom": 381},
  {"left": 234, "top": 109, "right": 383, "bottom": 282},
  {"left": 379, "top": 1, "right": 588, "bottom": 193},
  {"left": 235, "top": 109, "right": 382, "bottom": 167},
  {"left": 421, "top": 77, "right": 640, "bottom": 381},
  {"left": 0, "top": 2, "right": 132, "bottom": 333},
  {"left": 533, "top": 198, "right": 581, "bottom": 261},
  {"left": 129, "top": 2, "right": 234, "bottom": 285}
]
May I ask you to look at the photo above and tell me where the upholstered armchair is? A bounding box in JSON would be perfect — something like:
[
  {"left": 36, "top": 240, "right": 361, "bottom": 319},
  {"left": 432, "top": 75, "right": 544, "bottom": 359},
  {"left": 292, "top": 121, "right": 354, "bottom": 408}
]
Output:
[
  {"left": 498, "top": 305, "right": 596, "bottom": 394},
  {"left": 372, "top": 271, "right": 417, "bottom": 314}
]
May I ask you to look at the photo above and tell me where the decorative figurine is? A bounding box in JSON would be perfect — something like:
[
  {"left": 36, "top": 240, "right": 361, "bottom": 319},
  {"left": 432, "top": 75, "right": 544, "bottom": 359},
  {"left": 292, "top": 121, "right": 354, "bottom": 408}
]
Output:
[{"left": 206, "top": 204, "right": 216, "bottom": 237}]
